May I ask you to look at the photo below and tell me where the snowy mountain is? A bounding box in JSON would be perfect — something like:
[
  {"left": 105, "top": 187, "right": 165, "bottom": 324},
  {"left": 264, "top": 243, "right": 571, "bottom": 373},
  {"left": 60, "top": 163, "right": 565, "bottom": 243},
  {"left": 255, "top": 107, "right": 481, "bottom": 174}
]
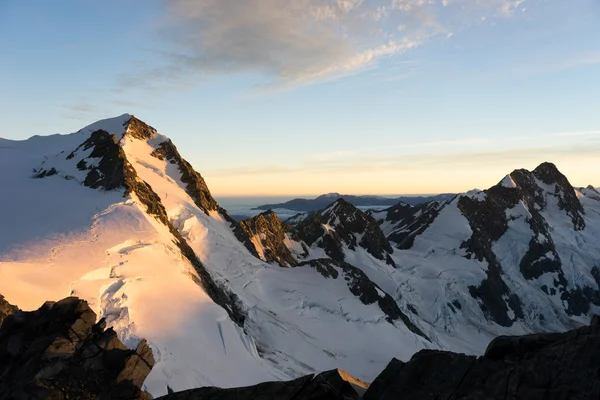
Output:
[
  {"left": 295, "top": 199, "right": 396, "bottom": 267},
  {"left": 1, "top": 114, "right": 599, "bottom": 398},
  {"left": 0, "top": 115, "right": 429, "bottom": 397}
]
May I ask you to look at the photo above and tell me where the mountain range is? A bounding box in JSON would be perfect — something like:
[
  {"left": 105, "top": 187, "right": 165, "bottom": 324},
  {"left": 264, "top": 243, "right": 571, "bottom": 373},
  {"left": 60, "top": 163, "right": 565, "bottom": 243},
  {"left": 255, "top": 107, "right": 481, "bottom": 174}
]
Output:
[
  {"left": 1, "top": 114, "right": 599, "bottom": 398},
  {"left": 253, "top": 192, "right": 456, "bottom": 212}
]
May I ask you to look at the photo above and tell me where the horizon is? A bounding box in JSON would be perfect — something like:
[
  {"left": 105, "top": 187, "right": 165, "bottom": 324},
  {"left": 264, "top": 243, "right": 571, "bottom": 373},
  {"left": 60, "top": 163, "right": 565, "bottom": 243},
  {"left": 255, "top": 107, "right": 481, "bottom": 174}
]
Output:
[{"left": 1, "top": 1, "right": 599, "bottom": 195}]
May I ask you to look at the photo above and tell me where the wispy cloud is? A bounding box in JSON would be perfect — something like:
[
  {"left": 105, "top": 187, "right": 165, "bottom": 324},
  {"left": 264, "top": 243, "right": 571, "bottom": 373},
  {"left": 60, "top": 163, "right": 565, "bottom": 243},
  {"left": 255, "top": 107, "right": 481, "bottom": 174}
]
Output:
[
  {"left": 118, "top": 0, "right": 528, "bottom": 92},
  {"left": 560, "top": 51, "right": 600, "bottom": 71}
]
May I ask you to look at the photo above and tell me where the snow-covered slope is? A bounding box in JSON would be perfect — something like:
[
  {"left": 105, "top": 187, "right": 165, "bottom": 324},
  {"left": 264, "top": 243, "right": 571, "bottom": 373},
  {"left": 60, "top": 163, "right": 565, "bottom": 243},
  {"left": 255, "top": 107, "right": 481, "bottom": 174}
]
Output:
[
  {"left": 367, "top": 165, "right": 600, "bottom": 351},
  {"left": 0, "top": 115, "right": 430, "bottom": 397},
  {"left": 1, "top": 115, "right": 599, "bottom": 397}
]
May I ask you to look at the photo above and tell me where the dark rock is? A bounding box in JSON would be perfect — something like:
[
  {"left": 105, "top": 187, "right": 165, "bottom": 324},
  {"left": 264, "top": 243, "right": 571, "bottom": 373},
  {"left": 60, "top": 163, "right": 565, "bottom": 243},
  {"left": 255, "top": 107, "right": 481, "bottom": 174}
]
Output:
[
  {"left": 34, "top": 167, "right": 57, "bottom": 178},
  {"left": 0, "top": 296, "right": 154, "bottom": 399},
  {"left": 373, "top": 200, "right": 448, "bottom": 250},
  {"left": 235, "top": 211, "right": 300, "bottom": 267},
  {"left": 157, "top": 369, "right": 361, "bottom": 400},
  {"left": 297, "top": 259, "right": 428, "bottom": 340},
  {"left": 125, "top": 115, "right": 158, "bottom": 140},
  {"left": 295, "top": 199, "right": 395, "bottom": 266},
  {"left": 461, "top": 163, "right": 599, "bottom": 326},
  {"left": 151, "top": 140, "right": 218, "bottom": 214},
  {"left": 533, "top": 162, "right": 585, "bottom": 230},
  {"left": 364, "top": 318, "right": 600, "bottom": 400},
  {"left": 0, "top": 295, "right": 18, "bottom": 328}
]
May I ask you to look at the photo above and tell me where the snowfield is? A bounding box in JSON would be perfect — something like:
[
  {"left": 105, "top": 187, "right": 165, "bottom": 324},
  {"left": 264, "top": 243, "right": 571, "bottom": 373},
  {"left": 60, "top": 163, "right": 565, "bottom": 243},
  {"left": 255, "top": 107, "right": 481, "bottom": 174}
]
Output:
[{"left": 1, "top": 114, "right": 599, "bottom": 397}]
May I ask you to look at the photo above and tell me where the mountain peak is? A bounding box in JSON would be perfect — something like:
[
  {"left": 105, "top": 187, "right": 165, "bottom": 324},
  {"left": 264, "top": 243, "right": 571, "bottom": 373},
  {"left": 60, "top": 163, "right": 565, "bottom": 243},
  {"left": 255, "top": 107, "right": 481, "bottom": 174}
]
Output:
[
  {"left": 236, "top": 210, "right": 300, "bottom": 267},
  {"left": 77, "top": 114, "right": 132, "bottom": 138},
  {"left": 320, "top": 192, "right": 342, "bottom": 199},
  {"left": 296, "top": 199, "right": 395, "bottom": 266},
  {"left": 532, "top": 162, "right": 566, "bottom": 185},
  {"left": 124, "top": 115, "right": 158, "bottom": 140},
  {"left": 586, "top": 185, "right": 599, "bottom": 194}
]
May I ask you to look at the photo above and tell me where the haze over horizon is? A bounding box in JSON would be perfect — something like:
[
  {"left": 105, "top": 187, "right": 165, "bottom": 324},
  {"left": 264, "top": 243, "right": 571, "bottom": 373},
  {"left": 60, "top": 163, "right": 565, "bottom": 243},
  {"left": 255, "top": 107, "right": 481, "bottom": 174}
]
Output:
[{"left": 1, "top": 1, "right": 598, "bottom": 196}]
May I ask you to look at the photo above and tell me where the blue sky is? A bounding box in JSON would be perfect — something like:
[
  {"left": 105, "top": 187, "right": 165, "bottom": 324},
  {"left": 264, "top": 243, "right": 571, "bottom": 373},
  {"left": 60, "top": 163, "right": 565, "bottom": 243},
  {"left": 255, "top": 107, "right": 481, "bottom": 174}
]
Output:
[{"left": 1, "top": 0, "right": 599, "bottom": 196}]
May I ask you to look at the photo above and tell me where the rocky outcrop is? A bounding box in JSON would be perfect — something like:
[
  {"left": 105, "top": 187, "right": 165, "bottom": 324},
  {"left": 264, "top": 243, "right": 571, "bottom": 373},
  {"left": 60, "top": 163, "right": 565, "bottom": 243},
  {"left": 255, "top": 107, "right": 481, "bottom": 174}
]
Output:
[
  {"left": 457, "top": 184, "right": 525, "bottom": 327},
  {"left": 372, "top": 200, "right": 447, "bottom": 250},
  {"left": 125, "top": 115, "right": 158, "bottom": 140},
  {"left": 0, "top": 295, "right": 18, "bottom": 327},
  {"left": 532, "top": 162, "right": 585, "bottom": 230},
  {"left": 0, "top": 297, "right": 154, "bottom": 400},
  {"left": 298, "top": 259, "right": 428, "bottom": 340},
  {"left": 236, "top": 211, "right": 303, "bottom": 267},
  {"left": 295, "top": 199, "right": 395, "bottom": 267},
  {"left": 363, "top": 317, "right": 600, "bottom": 400},
  {"left": 158, "top": 369, "right": 362, "bottom": 400},
  {"left": 151, "top": 139, "right": 225, "bottom": 217},
  {"left": 458, "top": 162, "right": 596, "bottom": 326}
]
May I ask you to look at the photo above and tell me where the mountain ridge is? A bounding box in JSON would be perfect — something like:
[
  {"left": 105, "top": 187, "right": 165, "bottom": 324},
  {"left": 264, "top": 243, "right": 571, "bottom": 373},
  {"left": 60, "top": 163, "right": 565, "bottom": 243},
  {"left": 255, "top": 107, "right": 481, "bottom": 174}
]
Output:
[
  {"left": 254, "top": 192, "right": 456, "bottom": 212},
  {"left": 1, "top": 114, "right": 599, "bottom": 397}
]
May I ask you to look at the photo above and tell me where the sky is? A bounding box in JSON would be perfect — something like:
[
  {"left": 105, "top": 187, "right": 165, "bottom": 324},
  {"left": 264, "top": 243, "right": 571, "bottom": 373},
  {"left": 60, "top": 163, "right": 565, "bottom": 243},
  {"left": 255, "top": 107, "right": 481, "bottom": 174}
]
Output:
[{"left": 0, "top": 0, "right": 599, "bottom": 196}]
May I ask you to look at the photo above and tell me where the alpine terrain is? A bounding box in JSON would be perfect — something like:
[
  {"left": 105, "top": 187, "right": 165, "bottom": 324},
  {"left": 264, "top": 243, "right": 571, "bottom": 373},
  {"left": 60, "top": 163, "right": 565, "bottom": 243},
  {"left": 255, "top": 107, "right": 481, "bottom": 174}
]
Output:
[{"left": 1, "top": 114, "right": 599, "bottom": 398}]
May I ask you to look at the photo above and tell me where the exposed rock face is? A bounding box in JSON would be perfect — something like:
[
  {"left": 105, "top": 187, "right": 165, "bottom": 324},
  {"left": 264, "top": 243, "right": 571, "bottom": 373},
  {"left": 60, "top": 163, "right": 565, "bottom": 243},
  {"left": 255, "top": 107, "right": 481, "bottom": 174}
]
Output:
[
  {"left": 295, "top": 199, "right": 395, "bottom": 267},
  {"left": 457, "top": 184, "right": 525, "bottom": 327},
  {"left": 125, "top": 115, "right": 158, "bottom": 140},
  {"left": 457, "top": 162, "right": 596, "bottom": 327},
  {"left": 371, "top": 200, "right": 447, "bottom": 250},
  {"left": 298, "top": 259, "right": 428, "bottom": 340},
  {"left": 0, "top": 297, "right": 153, "bottom": 400},
  {"left": 363, "top": 317, "right": 600, "bottom": 400},
  {"left": 157, "top": 369, "right": 361, "bottom": 400},
  {"left": 150, "top": 139, "right": 225, "bottom": 218},
  {"left": 236, "top": 211, "right": 302, "bottom": 267},
  {"left": 532, "top": 162, "right": 585, "bottom": 230},
  {"left": 0, "top": 295, "right": 18, "bottom": 327}
]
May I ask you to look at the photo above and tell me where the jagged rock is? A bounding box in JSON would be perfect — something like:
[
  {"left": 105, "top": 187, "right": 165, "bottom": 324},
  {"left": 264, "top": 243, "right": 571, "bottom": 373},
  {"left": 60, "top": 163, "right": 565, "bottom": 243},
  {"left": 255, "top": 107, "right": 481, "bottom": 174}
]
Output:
[
  {"left": 295, "top": 199, "right": 395, "bottom": 266},
  {"left": 458, "top": 162, "right": 596, "bottom": 326},
  {"left": 150, "top": 139, "right": 223, "bottom": 217},
  {"left": 370, "top": 200, "right": 448, "bottom": 250},
  {"left": 236, "top": 210, "right": 301, "bottom": 267},
  {"left": 157, "top": 369, "right": 361, "bottom": 400},
  {"left": 0, "top": 297, "right": 154, "bottom": 399},
  {"left": 363, "top": 318, "right": 600, "bottom": 400},
  {"left": 125, "top": 115, "right": 158, "bottom": 140},
  {"left": 297, "top": 259, "right": 428, "bottom": 340},
  {"left": 532, "top": 162, "right": 585, "bottom": 230},
  {"left": 0, "top": 295, "right": 18, "bottom": 327}
]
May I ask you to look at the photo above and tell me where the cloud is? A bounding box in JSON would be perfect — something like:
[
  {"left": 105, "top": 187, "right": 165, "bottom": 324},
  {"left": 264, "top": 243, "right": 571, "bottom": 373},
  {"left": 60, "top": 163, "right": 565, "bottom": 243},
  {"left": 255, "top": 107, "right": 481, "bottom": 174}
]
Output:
[{"left": 141, "top": 0, "right": 528, "bottom": 90}]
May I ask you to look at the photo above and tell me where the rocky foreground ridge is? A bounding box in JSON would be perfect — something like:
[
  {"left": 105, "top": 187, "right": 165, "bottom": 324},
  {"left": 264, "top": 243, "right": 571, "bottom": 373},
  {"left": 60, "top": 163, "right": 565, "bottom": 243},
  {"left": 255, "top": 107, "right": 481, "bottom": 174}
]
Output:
[{"left": 2, "top": 296, "right": 600, "bottom": 400}]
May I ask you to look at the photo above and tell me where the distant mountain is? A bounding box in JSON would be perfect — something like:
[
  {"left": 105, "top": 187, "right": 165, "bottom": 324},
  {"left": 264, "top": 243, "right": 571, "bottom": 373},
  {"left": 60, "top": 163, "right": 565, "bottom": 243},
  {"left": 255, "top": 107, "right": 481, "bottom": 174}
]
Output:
[{"left": 253, "top": 193, "right": 456, "bottom": 212}]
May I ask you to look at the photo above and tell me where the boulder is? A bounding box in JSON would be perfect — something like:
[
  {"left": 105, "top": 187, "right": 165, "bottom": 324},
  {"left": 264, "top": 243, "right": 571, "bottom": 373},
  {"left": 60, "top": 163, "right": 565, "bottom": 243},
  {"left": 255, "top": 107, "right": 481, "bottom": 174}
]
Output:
[
  {"left": 0, "top": 296, "right": 154, "bottom": 399},
  {"left": 158, "top": 369, "right": 361, "bottom": 400},
  {"left": 364, "top": 317, "right": 600, "bottom": 400}
]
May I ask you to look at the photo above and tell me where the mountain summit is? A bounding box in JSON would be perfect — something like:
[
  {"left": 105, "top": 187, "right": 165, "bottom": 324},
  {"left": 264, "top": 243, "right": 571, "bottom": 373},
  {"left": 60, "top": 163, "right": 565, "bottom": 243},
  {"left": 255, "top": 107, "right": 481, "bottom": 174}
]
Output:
[{"left": 1, "top": 115, "right": 599, "bottom": 398}]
